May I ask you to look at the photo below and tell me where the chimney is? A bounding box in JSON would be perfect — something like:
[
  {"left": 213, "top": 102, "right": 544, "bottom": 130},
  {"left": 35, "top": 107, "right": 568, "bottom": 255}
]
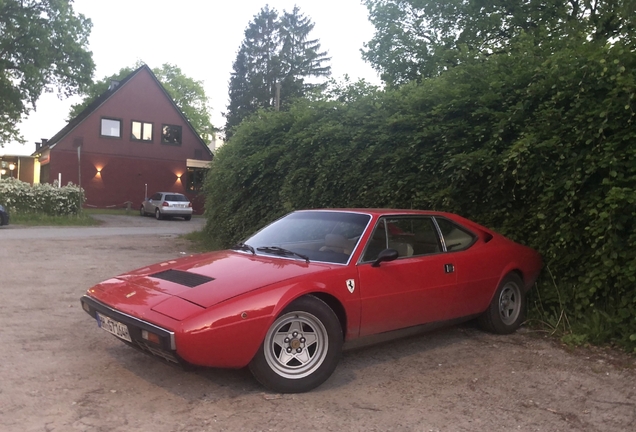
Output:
[
  {"left": 109, "top": 80, "right": 120, "bottom": 91},
  {"left": 36, "top": 142, "right": 41, "bottom": 151}
]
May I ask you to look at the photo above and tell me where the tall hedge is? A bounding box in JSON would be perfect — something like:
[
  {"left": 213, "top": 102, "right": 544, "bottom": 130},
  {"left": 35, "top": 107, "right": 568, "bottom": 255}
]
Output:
[{"left": 204, "top": 40, "right": 636, "bottom": 350}]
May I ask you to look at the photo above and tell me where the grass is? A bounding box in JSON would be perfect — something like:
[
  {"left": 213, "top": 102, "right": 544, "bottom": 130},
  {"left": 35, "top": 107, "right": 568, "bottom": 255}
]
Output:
[{"left": 10, "top": 212, "right": 100, "bottom": 226}]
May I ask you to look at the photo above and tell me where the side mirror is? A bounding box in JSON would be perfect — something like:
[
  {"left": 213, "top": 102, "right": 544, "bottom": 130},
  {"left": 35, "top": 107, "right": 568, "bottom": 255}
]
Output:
[{"left": 371, "top": 248, "right": 399, "bottom": 267}]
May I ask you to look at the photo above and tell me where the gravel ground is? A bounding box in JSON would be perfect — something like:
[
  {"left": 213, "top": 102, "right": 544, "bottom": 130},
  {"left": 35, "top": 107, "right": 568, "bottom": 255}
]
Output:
[{"left": 0, "top": 215, "right": 634, "bottom": 432}]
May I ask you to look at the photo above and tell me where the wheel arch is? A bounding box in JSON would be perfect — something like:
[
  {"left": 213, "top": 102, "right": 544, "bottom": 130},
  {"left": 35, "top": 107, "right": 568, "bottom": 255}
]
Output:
[{"left": 306, "top": 292, "right": 347, "bottom": 340}]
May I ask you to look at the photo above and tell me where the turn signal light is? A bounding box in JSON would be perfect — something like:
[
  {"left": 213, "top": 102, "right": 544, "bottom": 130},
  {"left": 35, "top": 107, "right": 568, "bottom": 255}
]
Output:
[{"left": 141, "top": 330, "right": 160, "bottom": 344}]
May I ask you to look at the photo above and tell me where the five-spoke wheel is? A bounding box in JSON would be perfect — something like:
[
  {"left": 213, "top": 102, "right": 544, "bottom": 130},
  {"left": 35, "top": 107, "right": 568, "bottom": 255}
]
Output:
[
  {"left": 478, "top": 273, "right": 526, "bottom": 334},
  {"left": 249, "top": 295, "right": 342, "bottom": 393}
]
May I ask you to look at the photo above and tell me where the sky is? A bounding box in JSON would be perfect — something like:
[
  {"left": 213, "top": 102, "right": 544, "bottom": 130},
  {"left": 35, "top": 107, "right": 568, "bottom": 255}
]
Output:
[{"left": 1, "top": 0, "right": 381, "bottom": 156}]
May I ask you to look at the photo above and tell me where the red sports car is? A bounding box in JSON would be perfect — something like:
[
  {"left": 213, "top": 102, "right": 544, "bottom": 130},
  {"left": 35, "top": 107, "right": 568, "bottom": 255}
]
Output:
[{"left": 81, "top": 209, "right": 542, "bottom": 393}]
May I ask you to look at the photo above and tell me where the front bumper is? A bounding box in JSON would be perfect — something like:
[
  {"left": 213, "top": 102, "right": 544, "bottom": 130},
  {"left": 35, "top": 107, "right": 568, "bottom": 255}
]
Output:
[{"left": 80, "top": 295, "right": 181, "bottom": 364}]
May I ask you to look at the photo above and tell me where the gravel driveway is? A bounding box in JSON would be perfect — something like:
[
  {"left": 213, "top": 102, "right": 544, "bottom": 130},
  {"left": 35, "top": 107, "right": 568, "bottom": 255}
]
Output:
[{"left": 0, "top": 215, "right": 634, "bottom": 432}]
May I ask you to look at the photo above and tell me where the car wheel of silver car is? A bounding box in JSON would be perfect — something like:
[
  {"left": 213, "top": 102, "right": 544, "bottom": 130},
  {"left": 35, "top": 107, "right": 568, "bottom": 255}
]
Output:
[
  {"left": 155, "top": 208, "right": 162, "bottom": 220},
  {"left": 478, "top": 273, "right": 526, "bottom": 334},
  {"left": 249, "top": 295, "right": 343, "bottom": 393},
  {"left": 139, "top": 206, "right": 145, "bottom": 217}
]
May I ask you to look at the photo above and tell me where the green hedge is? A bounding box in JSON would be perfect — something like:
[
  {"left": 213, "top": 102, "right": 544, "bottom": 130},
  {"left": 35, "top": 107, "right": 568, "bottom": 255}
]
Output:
[
  {"left": 0, "top": 178, "right": 84, "bottom": 216},
  {"left": 204, "top": 40, "right": 636, "bottom": 350}
]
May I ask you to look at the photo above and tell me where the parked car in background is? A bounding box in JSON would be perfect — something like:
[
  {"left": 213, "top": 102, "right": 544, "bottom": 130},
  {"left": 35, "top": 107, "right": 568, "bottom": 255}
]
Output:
[
  {"left": 140, "top": 192, "right": 192, "bottom": 221},
  {"left": 0, "top": 204, "right": 9, "bottom": 226},
  {"left": 81, "top": 209, "right": 542, "bottom": 393}
]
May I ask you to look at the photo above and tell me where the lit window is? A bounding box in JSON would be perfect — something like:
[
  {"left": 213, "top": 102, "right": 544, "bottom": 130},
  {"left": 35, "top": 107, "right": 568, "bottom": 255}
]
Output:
[
  {"left": 132, "top": 121, "right": 153, "bottom": 141},
  {"left": 101, "top": 118, "right": 121, "bottom": 138},
  {"left": 161, "top": 125, "right": 182, "bottom": 145}
]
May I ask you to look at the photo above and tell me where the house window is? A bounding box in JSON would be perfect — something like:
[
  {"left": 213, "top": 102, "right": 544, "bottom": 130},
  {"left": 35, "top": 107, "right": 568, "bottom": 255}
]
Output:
[
  {"left": 186, "top": 167, "right": 207, "bottom": 192},
  {"left": 161, "top": 124, "right": 182, "bottom": 145},
  {"left": 131, "top": 121, "right": 153, "bottom": 141},
  {"left": 101, "top": 118, "right": 121, "bottom": 138}
]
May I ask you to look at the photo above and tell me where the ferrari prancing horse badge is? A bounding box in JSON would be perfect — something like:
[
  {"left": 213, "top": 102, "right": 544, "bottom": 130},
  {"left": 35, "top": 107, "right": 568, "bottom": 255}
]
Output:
[{"left": 346, "top": 279, "right": 355, "bottom": 294}]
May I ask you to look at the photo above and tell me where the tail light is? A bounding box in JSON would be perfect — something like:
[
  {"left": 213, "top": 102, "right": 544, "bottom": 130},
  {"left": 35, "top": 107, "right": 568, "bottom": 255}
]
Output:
[
  {"left": 162, "top": 201, "right": 169, "bottom": 207},
  {"left": 188, "top": 202, "right": 192, "bottom": 207}
]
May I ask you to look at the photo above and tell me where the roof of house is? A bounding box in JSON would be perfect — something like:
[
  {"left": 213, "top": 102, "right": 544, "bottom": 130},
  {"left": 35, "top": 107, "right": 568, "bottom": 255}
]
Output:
[{"left": 33, "top": 64, "right": 213, "bottom": 158}]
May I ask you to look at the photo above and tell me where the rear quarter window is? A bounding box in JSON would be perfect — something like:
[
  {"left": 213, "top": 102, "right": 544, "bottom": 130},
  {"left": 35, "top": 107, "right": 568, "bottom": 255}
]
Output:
[{"left": 434, "top": 218, "right": 476, "bottom": 251}]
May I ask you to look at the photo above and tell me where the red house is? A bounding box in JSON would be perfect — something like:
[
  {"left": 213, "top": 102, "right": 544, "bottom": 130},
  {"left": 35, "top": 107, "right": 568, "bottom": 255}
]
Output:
[{"left": 32, "top": 65, "right": 213, "bottom": 213}]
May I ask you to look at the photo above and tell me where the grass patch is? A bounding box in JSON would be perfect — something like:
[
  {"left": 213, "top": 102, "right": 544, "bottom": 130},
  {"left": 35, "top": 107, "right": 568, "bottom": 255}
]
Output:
[
  {"left": 182, "top": 230, "right": 222, "bottom": 252},
  {"left": 11, "top": 212, "right": 100, "bottom": 226}
]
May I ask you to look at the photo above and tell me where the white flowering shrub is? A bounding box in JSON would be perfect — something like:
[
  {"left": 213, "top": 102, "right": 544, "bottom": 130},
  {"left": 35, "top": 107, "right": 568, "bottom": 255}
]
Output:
[{"left": 0, "top": 178, "right": 85, "bottom": 215}]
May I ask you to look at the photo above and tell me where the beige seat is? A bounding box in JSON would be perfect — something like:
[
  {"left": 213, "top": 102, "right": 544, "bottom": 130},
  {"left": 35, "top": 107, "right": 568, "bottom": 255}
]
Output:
[{"left": 320, "top": 234, "right": 354, "bottom": 255}]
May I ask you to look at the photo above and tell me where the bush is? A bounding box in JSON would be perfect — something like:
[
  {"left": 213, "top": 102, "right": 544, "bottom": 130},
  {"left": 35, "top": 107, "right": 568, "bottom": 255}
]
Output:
[
  {"left": 204, "top": 40, "right": 636, "bottom": 351},
  {"left": 0, "top": 178, "right": 85, "bottom": 216}
]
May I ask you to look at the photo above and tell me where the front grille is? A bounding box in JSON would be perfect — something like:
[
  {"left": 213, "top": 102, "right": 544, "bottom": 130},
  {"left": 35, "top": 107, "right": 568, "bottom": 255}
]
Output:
[
  {"left": 150, "top": 269, "right": 214, "bottom": 287},
  {"left": 135, "top": 340, "right": 180, "bottom": 364}
]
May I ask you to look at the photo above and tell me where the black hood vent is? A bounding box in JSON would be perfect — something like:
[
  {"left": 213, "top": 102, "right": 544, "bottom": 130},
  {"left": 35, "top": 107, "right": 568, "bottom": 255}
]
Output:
[{"left": 151, "top": 269, "right": 214, "bottom": 288}]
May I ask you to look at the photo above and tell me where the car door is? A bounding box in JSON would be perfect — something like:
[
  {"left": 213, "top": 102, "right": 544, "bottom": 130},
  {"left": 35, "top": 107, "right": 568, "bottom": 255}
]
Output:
[
  {"left": 357, "top": 216, "right": 459, "bottom": 336},
  {"left": 148, "top": 193, "right": 162, "bottom": 213}
]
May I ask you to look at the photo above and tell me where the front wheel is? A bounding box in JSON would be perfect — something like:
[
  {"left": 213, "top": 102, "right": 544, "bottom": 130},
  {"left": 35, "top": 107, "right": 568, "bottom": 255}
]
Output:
[
  {"left": 139, "top": 206, "right": 145, "bottom": 217},
  {"left": 478, "top": 273, "right": 526, "bottom": 334},
  {"left": 249, "top": 295, "right": 343, "bottom": 393}
]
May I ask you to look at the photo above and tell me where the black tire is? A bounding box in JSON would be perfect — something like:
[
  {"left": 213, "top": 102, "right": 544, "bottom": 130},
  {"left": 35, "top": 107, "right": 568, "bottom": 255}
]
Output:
[
  {"left": 249, "top": 295, "right": 343, "bottom": 393},
  {"left": 184, "top": 215, "right": 191, "bottom": 221},
  {"left": 478, "top": 273, "right": 526, "bottom": 334},
  {"left": 139, "top": 206, "right": 145, "bottom": 217},
  {"left": 155, "top": 208, "right": 162, "bottom": 220}
]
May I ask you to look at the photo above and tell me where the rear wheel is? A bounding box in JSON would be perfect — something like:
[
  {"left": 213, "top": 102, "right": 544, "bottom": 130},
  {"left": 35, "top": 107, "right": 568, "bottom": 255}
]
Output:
[
  {"left": 155, "top": 208, "right": 162, "bottom": 220},
  {"left": 249, "top": 295, "right": 343, "bottom": 393},
  {"left": 184, "top": 215, "right": 192, "bottom": 221},
  {"left": 478, "top": 273, "right": 526, "bottom": 334}
]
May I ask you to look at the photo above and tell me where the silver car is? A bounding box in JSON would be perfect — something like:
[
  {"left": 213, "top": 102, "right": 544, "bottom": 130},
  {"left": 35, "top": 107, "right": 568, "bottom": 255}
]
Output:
[{"left": 140, "top": 192, "right": 192, "bottom": 221}]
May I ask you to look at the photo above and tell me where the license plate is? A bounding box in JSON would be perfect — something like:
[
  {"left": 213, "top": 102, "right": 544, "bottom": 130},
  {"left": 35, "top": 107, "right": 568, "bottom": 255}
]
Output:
[{"left": 96, "top": 312, "right": 132, "bottom": 342}]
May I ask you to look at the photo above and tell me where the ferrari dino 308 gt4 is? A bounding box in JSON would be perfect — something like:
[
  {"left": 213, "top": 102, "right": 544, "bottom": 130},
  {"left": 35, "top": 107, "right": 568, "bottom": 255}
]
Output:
[{"left": 81, "top": 209, "right": 542, "bottom": 393}]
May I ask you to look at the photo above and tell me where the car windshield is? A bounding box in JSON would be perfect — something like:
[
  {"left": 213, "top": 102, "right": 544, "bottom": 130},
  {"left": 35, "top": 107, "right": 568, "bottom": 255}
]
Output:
[{"left": 243, "top": 211, "right": 372, "bottom": 264}]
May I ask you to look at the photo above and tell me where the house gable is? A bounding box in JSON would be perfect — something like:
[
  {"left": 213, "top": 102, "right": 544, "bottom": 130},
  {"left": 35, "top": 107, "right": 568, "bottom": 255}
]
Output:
[{"left": 35, "top": 65, "right": 213, "bottom": 212}]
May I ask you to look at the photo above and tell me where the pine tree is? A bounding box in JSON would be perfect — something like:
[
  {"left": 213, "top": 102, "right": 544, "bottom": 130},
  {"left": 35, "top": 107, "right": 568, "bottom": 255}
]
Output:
[{"left": 224, "top": 6, "right": 331, "bottom": 137}]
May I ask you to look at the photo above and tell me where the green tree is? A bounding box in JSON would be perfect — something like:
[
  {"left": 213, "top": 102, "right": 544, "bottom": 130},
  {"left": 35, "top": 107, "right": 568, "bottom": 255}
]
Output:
[
  {"left": 0, "top": 0, "right": 94, "bottom": 147},
  {"left": 69, "top": 63, "right": 215, "bottom": 143},
  {"left": 362, "top": 0, "right": 636, "bottom": 85},
  {"left": 224, "top": 5, "right": 331, "bottom": 137}
]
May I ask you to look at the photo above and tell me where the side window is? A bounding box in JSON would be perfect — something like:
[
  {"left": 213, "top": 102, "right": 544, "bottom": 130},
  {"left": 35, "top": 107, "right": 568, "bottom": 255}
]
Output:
[
  {"left": 361, "top": 220, "right": 387, "bottom": 262},
  {"left": 434, "top": 218, "right": 476, "bottom": 251},
  {"left": 151, "top": 193, "right": 162, "bottom": 201},
  {"left": 361, "top": 216, "right": 442, "bottom": 262}
]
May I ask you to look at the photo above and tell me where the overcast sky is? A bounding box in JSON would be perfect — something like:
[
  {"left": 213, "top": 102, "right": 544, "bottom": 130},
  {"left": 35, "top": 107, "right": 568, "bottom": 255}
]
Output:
[{"left": 1, "top": 0, "right": 381, "bottom": 156}]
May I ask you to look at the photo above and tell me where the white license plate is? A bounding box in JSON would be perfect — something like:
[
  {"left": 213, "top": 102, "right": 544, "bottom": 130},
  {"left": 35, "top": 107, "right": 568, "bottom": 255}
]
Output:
[{"left": 97, "top": 312, "right": 132, "bottom": 342}]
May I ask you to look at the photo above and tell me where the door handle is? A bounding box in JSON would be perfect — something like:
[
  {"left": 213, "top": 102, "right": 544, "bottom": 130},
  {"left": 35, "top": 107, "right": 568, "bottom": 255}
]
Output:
[{"left": 444, "top": 264, "right": 455, "bottom": 273}]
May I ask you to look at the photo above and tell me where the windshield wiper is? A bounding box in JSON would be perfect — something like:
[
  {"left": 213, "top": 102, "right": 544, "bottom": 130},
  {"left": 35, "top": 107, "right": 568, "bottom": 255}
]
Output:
[
  {"left": 231, "top": 242, "right": 255, "bottom": 255},
  {"left": 256, "top": 246, "right": 310, "bottom": 263}
]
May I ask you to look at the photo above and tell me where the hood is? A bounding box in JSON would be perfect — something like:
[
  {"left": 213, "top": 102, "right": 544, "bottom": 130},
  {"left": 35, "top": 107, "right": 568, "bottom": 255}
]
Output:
[{"left": 93, "top": 250, "right": 333, "bottom": 309}]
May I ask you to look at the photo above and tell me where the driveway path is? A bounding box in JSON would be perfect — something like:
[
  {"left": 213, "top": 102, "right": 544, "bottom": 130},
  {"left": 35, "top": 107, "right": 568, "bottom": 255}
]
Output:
[{"left": 0, "top": 214, "right": 205, "bottom": 239}]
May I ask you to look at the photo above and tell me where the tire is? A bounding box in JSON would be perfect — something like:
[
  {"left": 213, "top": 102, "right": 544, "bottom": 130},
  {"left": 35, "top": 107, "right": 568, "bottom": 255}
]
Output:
[
  {"left": 139, "top": 206, "right": 145, "bottom": 217},
  {"left": 155, "top": 208, "right": 162, "bottom": 220},
  {"left": 249, "top": 295, "right": 343, "bottom": 393},
  {"left": 478, "top": 273, "right": 526, "bottom": 334},
  {"left": 184, "top": 215, "right": 191, "bottom": 221}
]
